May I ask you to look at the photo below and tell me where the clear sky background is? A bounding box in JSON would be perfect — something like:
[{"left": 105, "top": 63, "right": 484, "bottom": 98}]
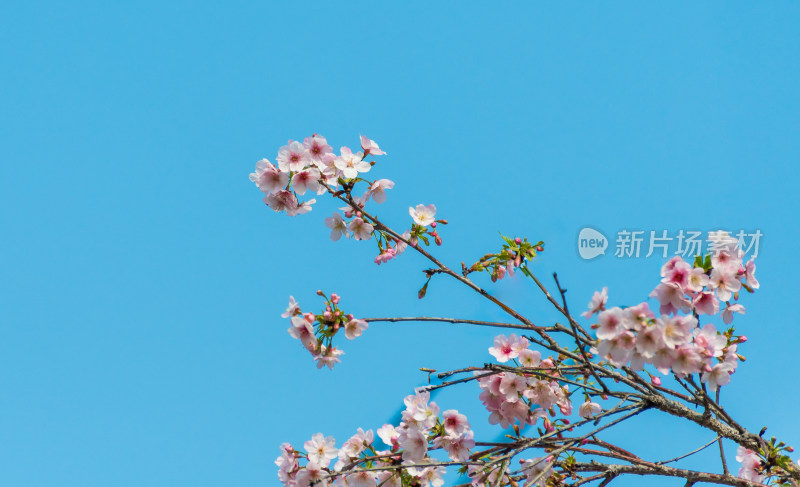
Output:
[{"left": 1, "top": 2, "right": 799, "bottom": 486}]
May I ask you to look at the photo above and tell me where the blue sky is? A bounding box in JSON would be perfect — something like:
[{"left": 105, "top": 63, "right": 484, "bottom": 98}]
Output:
[{"left": 1, "top": 2, "right": 799, "bottom": 486}]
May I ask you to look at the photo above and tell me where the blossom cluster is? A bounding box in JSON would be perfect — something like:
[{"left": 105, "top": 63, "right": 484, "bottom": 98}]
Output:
[
  {"left": 480, "top": 334, "right": 587, "bottom": 432},
  {"left": 282, "top": 293, "right": 368, "bottom": 369},
  {"left": 249, "top": 135, "right": 385, "bottom": 216},
  {"left": 275, "top": 391, "right": 474, "bottom": 487},
  {"left": 251, "top": 134, "right": 450, "bottom": 267},
  {"left": 585, "top": 231, "right": 757, "bottom": 391}
]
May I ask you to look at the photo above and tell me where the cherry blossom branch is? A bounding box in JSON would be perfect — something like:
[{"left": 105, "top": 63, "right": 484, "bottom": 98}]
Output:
[
  {"left": 362, "top": 316, "right": 558, "bottom": 333},
  {"left": 567, "top": 461, "right": 765, "bottom": 487}
]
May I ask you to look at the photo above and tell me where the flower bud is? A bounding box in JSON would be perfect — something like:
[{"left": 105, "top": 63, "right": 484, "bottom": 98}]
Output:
[
  {"left": 536, "top": 245, "right": 544, "bottom": 252},
  {"left": 580, "top": 438, "right": 589, "bottom": 445},
  {"left": 739, "top": 335, "right": 748, "bottom": 343},
  {"left": 334, "top": 311, "right": 340, "bottom": 317},
  {"left": 437, "top": 219, "right": 448, "bottom": 225},
  {"left": 331, "top": 293, "right": 340, "bottom": 304},
  {"left": 316, "top": 290, "right": 324, "bottom": 296},
  {"left": 435, "top": 235, "right": 442, "bottom": 246},
  {"left": 431, "top": 222, "right": 437, "bottom": 228},
  {"left": 651, "top": 376, "right": 662, "bottom": 386},
  {"left": 356, "top": 211, "right": 362, "bottom": 217},
  {"left": 323, "top": 311, "right": 332, "bottom": 321},
  {"left": 514, "top": 238, "right": 522, "bottom": 244},
  {"left": 346, "top": 314, "right": 354, "bottom": 320}
]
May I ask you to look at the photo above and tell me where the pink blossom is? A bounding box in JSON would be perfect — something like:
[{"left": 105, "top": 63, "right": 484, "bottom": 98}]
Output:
[
  {"left": 686, "top": 267, "right": 710, "bottom": 293},
  {"left": 520, "top": 457, "right": 554, "bottom": 487},
  {"left": 304, "top": 433, "right": 339, "bottom": 468},
  {"left": 291, "top": 167, "right": 323, "bottom": 195},
  {"left": 736, "top": 446, "right": 764, "bottom": 483},
  {"left": 295, "top": 461, "right": 327, "bottom": 487},
  {"left": 313, "top": 346, "right": 344, "bottom": 370},
  {"left": 518, "top": 349, "right": 541, "bottom": 368},
  {"left": 635, "top": 324, "right": 665, "bottom": 359},
  {"left": 709, "top": 268, "right": 742, "bottom": 301},
  {"left": 334, "top": 146, "right": 370, "bottom": 179},
  {"left": 288, "top": 315, "right": 316, "bottom": 352},
  {"left": 596, "top": 307, "right": 625, "bottom": 340},
  {"left": 701, "top": 362, "right": 735, "bottom": 391},
  {"left": 348, "top": 217, "right": 374, "bottom": 241},
  {"left": 442, "top": 409, "right": 470, "bottom": 436},
  {"left": 661, "top": 257, "right": 692, "bottom": 289},
  {"left": 374, "top": 247, "right": 396, "bottom": 265},
  {"left": 324, "top": 213, "right": 349, "bottom": 241},
  {"left": 661, "top": 315, "right": 697, "bottom": 348},
  {"left": 277, "top": 140, "right": 310, "bottom": 172},
  {"left": 345, "top": 471, "right": 378, "bottom": 487},
  {"left": 344, "top": 319, "right": 368, "bottom": 340},
  {"left": 649, "top": 282, "right": 691, "bottom": 315},
  {"left": 394, "top": 230, "right": 412, "bottom": 256},
  {"left": 360, "top": 135, "right": 386, "bottom": 156},
  {"left": 722, "top": 303, "right": 746, "bottom": 324},
  {"left": 249, "top": 158, "right": 288, "bottom": 194},
  {"left": 693, "top": 324, "right": 726, "bottom": 359},
  {"left": 671, "top": 344, "right": 704, "bottom": 375},
  {"left": 578, "top": 401, "right": 602, "bottom": 418},
  {"left": 303, "top": 135, "right": 333, "bottom": 165},
  {"left": 488, "top": 334, "right": 526, "bottom": 362},
  {"left": 581, "top": 287, "right": 608, "bottom": 319},
  {"left": 362, "top": 178, "right": 395, "bottom": 204},
  {"left": 409, "top": 204, "right": 437, "bottom": 226},
  {"left": 692, "top": 291, "right": 719, "bottom": 316},
  {"left": 377, "top": 424, "right": 400, "bottom": 450},
  {"left": 397, "top": 426, "right": 428, "bottom": 463},
  {"left": 435, "top": 430, "right": 474, "bottom": 462},
  {"left": 282, "top": 296, "right": 300, "bottom": 318},
  {"left": 745, "top": 258, "right": 759, "bottom": 289}
]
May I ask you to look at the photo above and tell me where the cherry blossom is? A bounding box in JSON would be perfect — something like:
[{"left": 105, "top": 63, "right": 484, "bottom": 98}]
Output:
[
  {"left": 581, "top": 287, "right": 608, "bottom": 318},
  {"left": 344, "top": 318, "right": 368, "bottom": 340},
  {"left": 361, "top": 178, "right": 394, "bottom": 204},
  {"left": 291, "top": 167, "right": 323, "bottom": 195},
  {"left": 249, "top": 159, "right": 288, "bottom": 194},
  {"left": 304, "top": 135, "right": 333, "bottom": 165},
  {"left": 409, "top": 204, "right": 437, "bottom": 226},
  {"left": 348, "top": 218, "right": 374, "bottom": 241},
  {"left": 360, "top": 135, "right": 386, "bottom": 156},
  {"left": 277, "top": 140, "right": 310, "bottom": 172},
  {"left": 325, "top": 213, "right": 349, "bottom": 241},
  {"left": 334, "top": 147, "right": 370, "bottom": 179},
  {"left": 305, "top": 433, "right": 339, "bottom": 468},
  {"left": 578, "top": 401, "right": 602, "bottom": 418}
]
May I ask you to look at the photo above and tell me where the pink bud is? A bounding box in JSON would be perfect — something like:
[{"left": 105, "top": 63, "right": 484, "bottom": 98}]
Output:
[
  {"left": 431, "top": 222, "right": 437, "bottom": 228},
  {"left": 536, "top": 245, "right": 544, "bottom": 252},
  {"left": 704, "top": 364, "right": 713, "bottom": 373},
  {"left": 651, "top": 376, "right": 662, "bottom": 386},
  {"left": 601, "top": 394, "right": 608, "bottom": 400},
  {"left": 304, "top": 312, "right": 315, "bottom": 323},
  {"left": 323, "top": 311, "right": 332, "bottom": 320},
  {"left": 435, "top": 235, "right": 442, "bottom": 246},
  {"left": 331, "top": 293, "right": 340, "bottom": 304},
  {"left": 345, "top": 314, "right": 354, "bottom": 320},
  {"left": 514, "top": 238, "right": 522, "bottom": 244},
  {"left": 316, "top": 290, "right": 324, "bottom": 296},
  {"left": 356, "top": 211, "right": 362, "bottom": 217},
  {"left": 334, "top": 311, "right": 340, "bottom": 317},
  {"left": 739, "top": 335, "right": 748, "bottom": 343},
  {"left": 580, "top": 438, "right": 589, "bottom": 445}
]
